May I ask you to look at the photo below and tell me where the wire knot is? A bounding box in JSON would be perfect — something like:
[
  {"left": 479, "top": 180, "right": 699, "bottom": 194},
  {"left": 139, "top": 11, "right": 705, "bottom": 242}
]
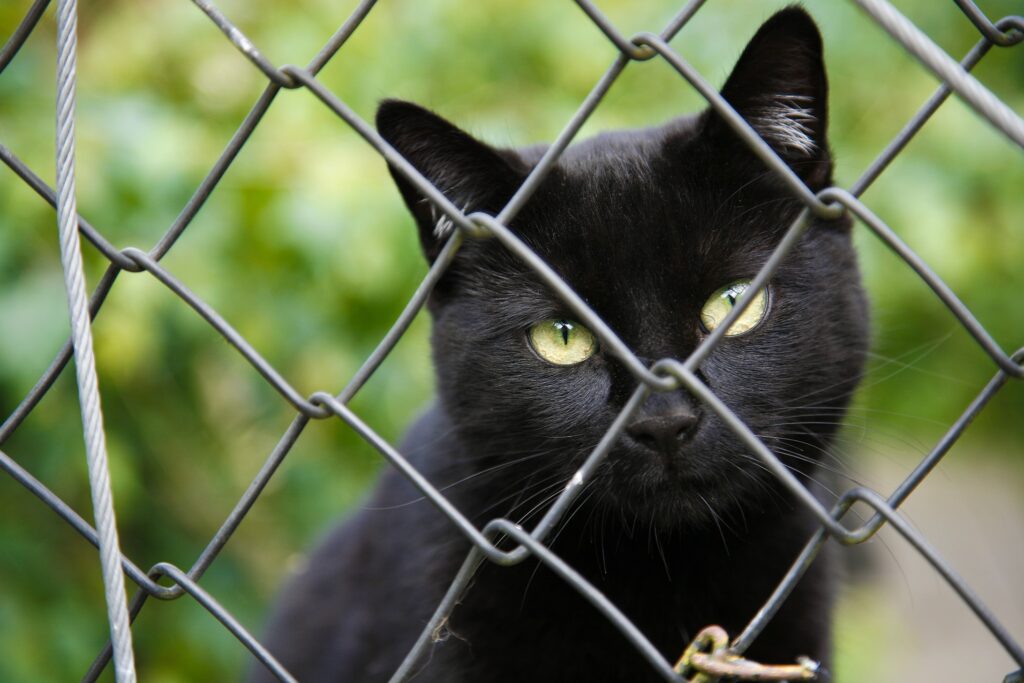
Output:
[{"left": 674, "top": 626, "right": 819, "bottom": 682}]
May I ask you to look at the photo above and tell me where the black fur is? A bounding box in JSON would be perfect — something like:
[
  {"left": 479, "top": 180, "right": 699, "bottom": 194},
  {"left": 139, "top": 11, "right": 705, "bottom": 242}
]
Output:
[{"left": 251, "top": 8, "right": 868, "bottom": 682}]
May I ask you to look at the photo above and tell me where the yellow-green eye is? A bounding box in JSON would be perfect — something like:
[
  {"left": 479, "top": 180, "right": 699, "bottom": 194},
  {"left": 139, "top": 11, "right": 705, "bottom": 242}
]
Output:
[
  {"left": 528, "top": 319, "right": 597, "bottom": 365},
  {"left": 700, "top": 281, "right": 769, "bottom": 336}
]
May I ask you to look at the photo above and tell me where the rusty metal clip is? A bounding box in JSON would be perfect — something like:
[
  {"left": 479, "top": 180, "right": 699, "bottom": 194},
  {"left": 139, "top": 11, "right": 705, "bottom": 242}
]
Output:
[{"left": 674, "top": 626, "right": 819, "bottom": 682}]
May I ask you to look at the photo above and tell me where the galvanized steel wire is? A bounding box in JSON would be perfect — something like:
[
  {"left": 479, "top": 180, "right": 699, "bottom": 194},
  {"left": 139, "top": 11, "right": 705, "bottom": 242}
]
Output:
[
  {"left": 0, "top": 0, "right": 1022, "bottom": 681},
  {"left": 52, "top": 0, "right": 136, "bottom": 678}
]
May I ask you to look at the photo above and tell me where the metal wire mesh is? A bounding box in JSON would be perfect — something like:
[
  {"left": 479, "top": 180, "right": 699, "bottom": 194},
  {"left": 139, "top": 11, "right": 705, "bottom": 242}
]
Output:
[{"left": 1, "top": 0, "right": 1022, "bottom": 681}]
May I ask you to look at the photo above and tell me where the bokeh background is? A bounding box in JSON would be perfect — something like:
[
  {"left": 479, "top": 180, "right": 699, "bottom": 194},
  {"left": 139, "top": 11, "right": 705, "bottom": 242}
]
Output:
[{"left": 1, "top": 0, "right": 1022, "bottom": 680}]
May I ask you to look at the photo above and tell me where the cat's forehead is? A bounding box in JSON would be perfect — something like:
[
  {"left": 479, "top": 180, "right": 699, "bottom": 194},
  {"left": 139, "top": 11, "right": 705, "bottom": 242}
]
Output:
[
  {"left": 522, "top": 122, "right": 681, "bottom": 182},
  {"left": 516, "top": 125, "right": 783, "bottom": 273}
]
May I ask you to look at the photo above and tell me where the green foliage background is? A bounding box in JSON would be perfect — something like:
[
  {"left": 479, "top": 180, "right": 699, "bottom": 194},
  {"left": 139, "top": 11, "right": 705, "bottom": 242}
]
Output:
[{"left": 0, "top": 0, "right": 1021, "bottom": 680}]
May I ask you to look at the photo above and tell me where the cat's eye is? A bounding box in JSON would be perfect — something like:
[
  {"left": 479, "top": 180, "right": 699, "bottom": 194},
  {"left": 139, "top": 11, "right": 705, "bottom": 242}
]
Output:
[
  {"left": 528, "top": 319, "right": 597, "bottom": 366},
  {"left": 699, "top": 281, "right": 769, "bottom": 336}
]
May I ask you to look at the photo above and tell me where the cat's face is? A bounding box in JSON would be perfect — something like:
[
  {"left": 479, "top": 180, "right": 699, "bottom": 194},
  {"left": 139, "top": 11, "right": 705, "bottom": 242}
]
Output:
[{"left": 378, "top": 9, "right": 868, "bottom": 527}]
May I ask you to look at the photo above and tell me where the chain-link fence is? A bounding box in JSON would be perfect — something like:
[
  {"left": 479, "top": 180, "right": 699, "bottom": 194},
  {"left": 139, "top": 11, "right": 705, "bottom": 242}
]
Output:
[{"left": 1, "top": 0, "right": 1022, "bottom": 681}]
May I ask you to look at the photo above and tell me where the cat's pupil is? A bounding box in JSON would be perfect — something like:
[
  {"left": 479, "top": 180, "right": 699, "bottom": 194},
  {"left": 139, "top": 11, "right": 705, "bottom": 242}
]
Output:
[{"left": 556, "top": 321, "right": 571, "bottom": 345}]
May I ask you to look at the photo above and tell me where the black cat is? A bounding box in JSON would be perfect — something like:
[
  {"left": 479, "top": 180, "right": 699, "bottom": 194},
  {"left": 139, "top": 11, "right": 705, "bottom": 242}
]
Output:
[{"left": 251, "top": 7, "right": 868, "bottom": 682}]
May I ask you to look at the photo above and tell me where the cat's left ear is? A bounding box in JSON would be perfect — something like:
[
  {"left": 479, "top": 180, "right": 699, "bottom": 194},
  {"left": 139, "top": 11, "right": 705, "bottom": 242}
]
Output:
[{"left": 706, "top": 7, "right": 832, "bottom": 189}]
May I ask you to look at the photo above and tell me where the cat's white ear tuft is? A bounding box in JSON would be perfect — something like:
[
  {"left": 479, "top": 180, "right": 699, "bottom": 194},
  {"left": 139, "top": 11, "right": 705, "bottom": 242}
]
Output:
[
  {"left": 426, "top": 201, "right": 468, "bottom": 239},
  {"left": 748, "top": 94, "right": 818, "bottom": 156},
  {"left": 434, "top": 215, "right": 455, "bottom": 239}
]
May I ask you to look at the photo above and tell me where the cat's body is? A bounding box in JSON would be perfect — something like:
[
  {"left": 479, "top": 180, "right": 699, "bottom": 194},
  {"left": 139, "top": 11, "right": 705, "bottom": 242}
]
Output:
[{"left": 252, "top": 8, "right": 867, "bottom": 682}]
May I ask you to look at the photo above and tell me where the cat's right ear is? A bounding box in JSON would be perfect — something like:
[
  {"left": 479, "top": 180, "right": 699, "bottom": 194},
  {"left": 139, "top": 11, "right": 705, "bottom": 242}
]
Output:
[
  {"left": 376, "top": 100, "right": 526, "bottom": 262},
  {"left": 704, "top": 7, "right": 832, "bottom": 189}
]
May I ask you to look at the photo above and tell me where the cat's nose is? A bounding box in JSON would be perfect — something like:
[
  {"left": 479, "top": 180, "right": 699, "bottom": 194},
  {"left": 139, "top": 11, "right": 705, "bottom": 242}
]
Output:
[{"left": 626, "top": 408, "right": 699, "bottom": 454}]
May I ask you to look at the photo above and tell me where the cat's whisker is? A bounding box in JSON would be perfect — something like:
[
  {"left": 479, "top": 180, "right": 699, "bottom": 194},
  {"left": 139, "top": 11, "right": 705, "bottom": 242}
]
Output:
[
  {"left": 769, "top": 417, "right": 931, "bottom": 458},
  {"left": 767, "top": 445, "right": 866, "bottom": 489},
  {"left": 728, "top": 454, "right": 804, "bottom": 513},
  {"left": 862, "top": 349, "right": 975, "bottom": 387},
  {"left": 764, "top": 419, "right": 911, "bottom": 461},
  {"left": 757, "top": 433, "right": 849, "bottom": 472},
  {"left": 511, "top": 486, "right": 574, "bottom": 532},
  {"left": 775, "top": 405, "right": 948, "bottom": 431},
  {"left": 366, "top": 449, "right": 563, "bottom": 511},
  {"left": 484, "top": 472, "right": 569, "bottom": 521},
  {"left": 518, "top": 482, "right": 602, "bottom": 610},
  {"left": 482, "top": 480, "right": 569, "bottom": 551},
  {"left": 650, "top": 518, "right": 672, "bottom": 581},
  {"left": 696, "top": 492, "right": 732, "bottom": 553},
  {"left": 775, "top": 334, "right": 955, "bottom": 412}
]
